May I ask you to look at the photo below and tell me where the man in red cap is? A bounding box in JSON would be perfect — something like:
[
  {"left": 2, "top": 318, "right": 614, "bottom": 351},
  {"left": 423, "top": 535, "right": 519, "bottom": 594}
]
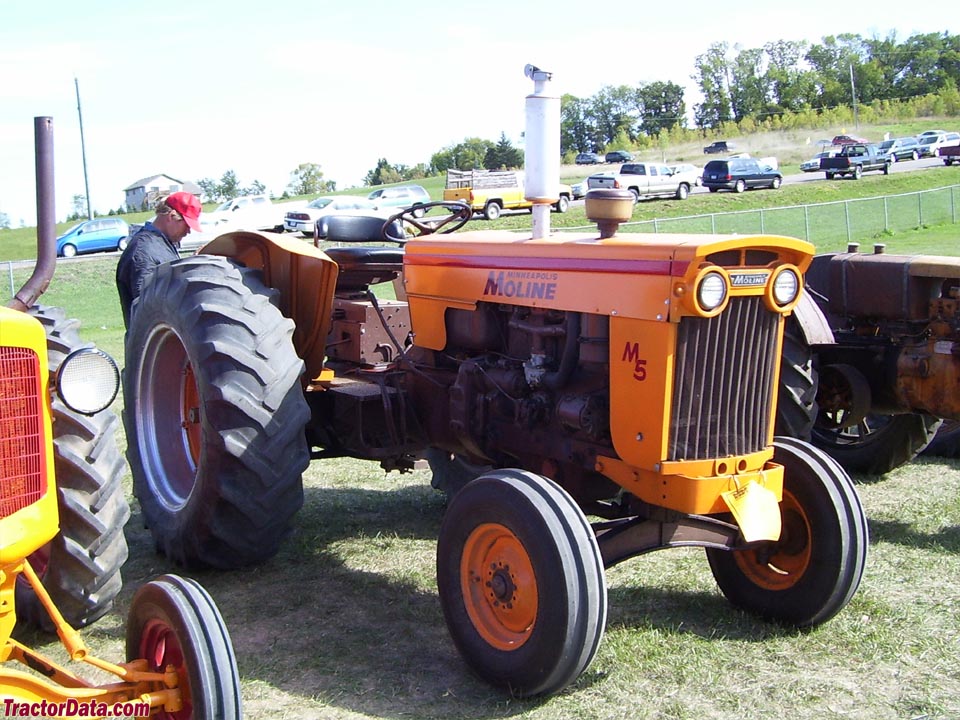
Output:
[{"left": 116, "top": 191, "right": 203, "bottom": 329}]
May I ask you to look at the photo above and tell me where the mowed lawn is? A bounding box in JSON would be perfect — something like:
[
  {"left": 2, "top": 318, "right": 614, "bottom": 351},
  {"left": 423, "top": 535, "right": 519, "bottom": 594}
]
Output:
[{"left": 5, "top": 186, "right": 960, "bottom": 719}]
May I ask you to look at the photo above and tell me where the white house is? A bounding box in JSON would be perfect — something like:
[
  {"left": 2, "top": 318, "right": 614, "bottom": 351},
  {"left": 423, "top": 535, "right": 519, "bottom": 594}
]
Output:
[{"left": 124, "top": 174, "right": 202, "bottom": 212}]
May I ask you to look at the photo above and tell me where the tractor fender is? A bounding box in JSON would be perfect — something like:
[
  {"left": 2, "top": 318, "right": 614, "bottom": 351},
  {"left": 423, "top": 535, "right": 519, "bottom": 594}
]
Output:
[{"left": 791, "top": 290, "right": 835, "bottom": 347}]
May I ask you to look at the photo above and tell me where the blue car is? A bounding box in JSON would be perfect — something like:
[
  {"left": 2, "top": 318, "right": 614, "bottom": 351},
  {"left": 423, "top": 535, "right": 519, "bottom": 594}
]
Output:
[{"left": 56, "top": 217, "right": 130, "bottom": 257}]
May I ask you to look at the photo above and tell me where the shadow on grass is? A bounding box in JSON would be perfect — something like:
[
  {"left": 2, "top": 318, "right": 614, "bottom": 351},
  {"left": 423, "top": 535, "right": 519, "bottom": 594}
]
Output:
[{"left": 867, "top": 518, "right": 960, "bottom": 553}]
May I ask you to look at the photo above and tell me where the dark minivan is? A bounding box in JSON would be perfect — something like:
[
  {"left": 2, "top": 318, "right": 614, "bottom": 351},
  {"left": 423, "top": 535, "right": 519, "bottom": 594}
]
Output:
[{"left": 702, "top": 157, "right": 782, "bottom": 193}]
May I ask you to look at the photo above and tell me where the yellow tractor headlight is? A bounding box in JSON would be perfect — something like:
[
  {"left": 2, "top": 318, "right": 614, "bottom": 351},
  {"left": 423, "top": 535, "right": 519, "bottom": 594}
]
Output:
[
  {"left": 56, "top": 348, "right": 120, "bottom": 415},
  {"left": 697, "top": 270, "right": 728, "bottom": 314},
  {"left": 766, "top": 266, "right": 802, "bottom": 311}
]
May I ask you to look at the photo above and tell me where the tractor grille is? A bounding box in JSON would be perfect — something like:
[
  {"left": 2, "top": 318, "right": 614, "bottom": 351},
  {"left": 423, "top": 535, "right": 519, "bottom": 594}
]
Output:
[
  {"left": 669, "top": 296, "right": 779, "bottom": 461},
  {"left": 0, "top": 347, "right": 46, "bottom": 518}
]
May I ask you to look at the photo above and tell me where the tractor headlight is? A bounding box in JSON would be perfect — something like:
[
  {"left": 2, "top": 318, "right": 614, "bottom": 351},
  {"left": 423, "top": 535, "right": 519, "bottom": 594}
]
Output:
[
  {"left": 772, "top": 268, "right": 800, "bottom": 305},
  {"left": 56, "top": 348, "right": 120, "bottom": 415},
  {"left": 697, "top": 271, "right": 728, "bottom": 311}
]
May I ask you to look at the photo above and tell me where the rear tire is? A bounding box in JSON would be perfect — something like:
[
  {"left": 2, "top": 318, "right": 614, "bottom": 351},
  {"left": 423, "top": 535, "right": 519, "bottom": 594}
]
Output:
[
  {"left": 775, "top": 316, "right": 818, "bottom": 441},
  {"left": 553, "top": 195, "right": 570, "bottom": 213},
  {"left": 483, "top": 202, "right": 502, "bottom": 221},
  {"left": 734, "top": 179, "right": 746, "bottom": 193},
  {"left": 812, "top": 413, "right": 941, "bottom": 476},
  {"left": 923, "top": 419, "right": 960, "bottom": 458},
  {"left": 706, "top": 438, "right": 868, "bottom": 627},
  {"left": 437, "top": 469, "right": 607, "bottom": 697},
  {"left": 126, "top": 574, "right": 242, "bottom": 719},
  {"left": 15, "top": 306, "right": 129, "bottom": 631},
  {"left": 123, "top": 256, "right": 310, "bottom": 569}
]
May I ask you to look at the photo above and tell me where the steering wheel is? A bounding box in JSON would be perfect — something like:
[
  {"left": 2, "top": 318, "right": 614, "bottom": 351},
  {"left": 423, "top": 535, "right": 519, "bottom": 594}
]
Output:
[{"left": 382, "top": 201, "right": 472, "bottom": 242}]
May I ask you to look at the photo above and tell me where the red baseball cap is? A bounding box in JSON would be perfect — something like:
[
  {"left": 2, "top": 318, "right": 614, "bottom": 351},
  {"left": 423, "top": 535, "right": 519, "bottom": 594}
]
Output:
[{"left": 165, "top": 191, "right": 202, "bottom": 232}]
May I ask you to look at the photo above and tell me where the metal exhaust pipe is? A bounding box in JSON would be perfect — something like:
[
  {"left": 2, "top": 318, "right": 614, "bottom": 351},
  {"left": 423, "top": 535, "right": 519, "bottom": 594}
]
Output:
[{"left": 8, "top": 116, "right": 56, "bottom": 311}]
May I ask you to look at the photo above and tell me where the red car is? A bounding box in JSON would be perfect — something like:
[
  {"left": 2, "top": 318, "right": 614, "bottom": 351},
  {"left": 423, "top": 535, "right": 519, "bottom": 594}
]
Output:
[{"left": 832, "top": 134, "right": 870, "bottom": 145}]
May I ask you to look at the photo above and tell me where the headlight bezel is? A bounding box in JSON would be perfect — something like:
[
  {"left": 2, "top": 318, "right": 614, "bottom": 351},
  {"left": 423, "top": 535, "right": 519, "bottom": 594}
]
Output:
[{"left": 55, "top": 347, "right": 120, "bottom": 416}]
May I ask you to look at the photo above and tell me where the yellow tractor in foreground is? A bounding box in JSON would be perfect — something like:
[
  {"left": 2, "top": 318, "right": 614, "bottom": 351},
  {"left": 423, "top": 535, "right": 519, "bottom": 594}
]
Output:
[{"left": 0, "top": 117, "right": 241, "bottom": 719}]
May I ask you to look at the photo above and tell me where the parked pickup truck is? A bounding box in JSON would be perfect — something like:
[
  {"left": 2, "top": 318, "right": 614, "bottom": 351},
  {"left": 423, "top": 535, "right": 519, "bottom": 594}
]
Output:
[
  {"left": 820, "top": 144, "right": 892, "bottom": 179},
  {"left": 586, "top": 162, "right": 692, "bottom": 201},
  {"left": 443, "top": 169, "right": 572, "bottom": 220},
  {"left": 938, "top": 143, "right": 960, "bottom": 166}
]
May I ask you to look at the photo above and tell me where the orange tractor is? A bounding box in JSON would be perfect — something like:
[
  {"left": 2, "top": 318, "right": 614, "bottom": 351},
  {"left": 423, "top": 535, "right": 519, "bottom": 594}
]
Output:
[
  {"left": 122, "top": 71, "right": 868, "bottom": 697},
  {"left": 1, "top": 117, "right": 241, "bottom": 718}
]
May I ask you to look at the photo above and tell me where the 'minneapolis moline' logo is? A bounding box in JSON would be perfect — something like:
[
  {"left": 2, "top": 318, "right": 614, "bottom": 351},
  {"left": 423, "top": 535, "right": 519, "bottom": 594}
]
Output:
[
  {"left": 483, "top": 271, "right": 558, "bottom": 300},
  {"left": 728, "top": 272, "right": 770, "bottom": 287}
]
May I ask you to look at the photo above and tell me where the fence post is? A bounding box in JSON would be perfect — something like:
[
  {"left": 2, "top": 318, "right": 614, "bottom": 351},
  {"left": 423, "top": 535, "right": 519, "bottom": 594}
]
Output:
[
  {"left": 918, "top": 191, "right": 923, "bottom": 227},
  {"left": 711, "top": 214, "right": 716, "bottom": 234},
  {"left": 760, "top": 208, "right": 765, "bottom": 233},
  {"left": 804, "top": 206, "right": 810, "bottom": 241},
  {"left": 883, "top": 197, "right": 889, "bottom": 231},
  {"left": 845, "top": 200, "right": 852, "bottom": 245}
]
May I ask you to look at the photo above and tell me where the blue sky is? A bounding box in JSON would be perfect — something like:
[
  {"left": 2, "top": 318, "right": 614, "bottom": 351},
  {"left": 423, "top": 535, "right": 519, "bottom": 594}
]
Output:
[{"left": 1, "top": 0, "right": 956, "bottom": 225}]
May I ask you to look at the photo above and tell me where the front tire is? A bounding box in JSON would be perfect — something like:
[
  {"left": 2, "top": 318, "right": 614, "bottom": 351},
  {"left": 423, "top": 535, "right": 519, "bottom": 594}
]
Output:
[
  {"left": 675, "top": 183, "right": 690, "bottom": 200},
  {"left": 123, "top": 256, "right": 310, "bottom": 569},
  {"left": 126, "top": 575, "right": 242, "bottom": 719},
  {"left": 15, "top": 306, "right": 129, "bottom": 631},
  {"left": 553, "top": 195, "right": 570, "bottom": 213},
  {"left": 437, "top": 469, "right": 607, "bottom": 697},
  {"left": 706, "top": 438, "right": 868, "bottom": 627},
  {"left": 771, "top": 176, "right": 782, "bottom": 189}
]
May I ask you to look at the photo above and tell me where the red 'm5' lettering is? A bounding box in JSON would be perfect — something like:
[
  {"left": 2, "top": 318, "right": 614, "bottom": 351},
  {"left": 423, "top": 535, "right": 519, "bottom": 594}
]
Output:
[{"left": 621, "top": 342, "right": 647, "bottom": 381}]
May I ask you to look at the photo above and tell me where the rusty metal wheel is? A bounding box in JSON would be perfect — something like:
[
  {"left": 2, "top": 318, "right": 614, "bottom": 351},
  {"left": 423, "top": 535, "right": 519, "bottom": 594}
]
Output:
[
  {"left": 706, "top": 438, "right": 868, "bottom": 627},
  {"left": 126, "top": 575, "right": 241, "bottom": 719},
  {"left": 436, "top": 469, "right": 606, "bottom": 697}
]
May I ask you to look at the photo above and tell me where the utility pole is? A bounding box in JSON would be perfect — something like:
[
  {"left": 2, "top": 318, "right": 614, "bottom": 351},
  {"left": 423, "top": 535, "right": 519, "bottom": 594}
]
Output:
[
  {"left": 75, "top": 77, "right": 92, "bottom": 220},
  {"left": 849, "top": 63, "right": 859, "bottom": 130}
]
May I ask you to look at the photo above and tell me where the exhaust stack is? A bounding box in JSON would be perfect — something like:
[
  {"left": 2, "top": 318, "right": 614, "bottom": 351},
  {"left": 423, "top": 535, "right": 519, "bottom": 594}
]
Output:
[
  {"left": 8, "top": 117, "right": 56, "bottom": 311},
  {"left": 524, "top": 65, "right": 559, "bottom": 239}
]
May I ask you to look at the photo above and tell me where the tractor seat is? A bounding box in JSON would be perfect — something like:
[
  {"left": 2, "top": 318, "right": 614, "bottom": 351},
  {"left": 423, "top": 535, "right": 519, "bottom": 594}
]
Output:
[
  {"left": 316, "top": 214, "right": 404, "bottom": 244},
  {"left": 325, "top": 246, "right": 405, "bottom": 291}
]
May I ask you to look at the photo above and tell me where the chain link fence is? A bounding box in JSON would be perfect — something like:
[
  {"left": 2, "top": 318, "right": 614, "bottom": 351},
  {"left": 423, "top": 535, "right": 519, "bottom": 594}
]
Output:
[{"left": 616, "top": 184, "right": 960, "bottom": 249}]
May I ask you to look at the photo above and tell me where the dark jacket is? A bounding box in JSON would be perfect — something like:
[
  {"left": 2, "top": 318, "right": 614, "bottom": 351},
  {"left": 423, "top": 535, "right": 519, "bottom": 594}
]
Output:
[{"left": 116, "top": 222, "right": 180, "bottom": 329}]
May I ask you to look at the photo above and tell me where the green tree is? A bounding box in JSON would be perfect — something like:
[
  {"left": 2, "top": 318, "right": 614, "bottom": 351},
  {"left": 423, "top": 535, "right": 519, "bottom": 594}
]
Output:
[
  {"left": 590, "top": 85, "right": 637, "bottom": 145},
  {"left": 693, "top": 42, "right": 734, "bottom": 129},
  {"left": 430, "top": 138, "right": 495, "bottom": 172},
  {"left": 287, "top": 163, "right": 333, "bottom": 196},
  {"left": 0, "top": 211, "right": 10, "bottom": 230},
  {"left": 636, "top": 81, "right": 686, "bottom": 136},
  {"left": 197, "top": 178, "right": 220, "bottom": 202},
  {"left": 483, "top": 133, "right": 523, "bottom": 170},
  {"left": 218, "top": 170, "right": 240, "bottom": 200},
  {"left": 560, "top": 94, "right": 596, "bottom": 154},
  {"left": 364, "top": 158, "right": 402, "bottom": 186}
]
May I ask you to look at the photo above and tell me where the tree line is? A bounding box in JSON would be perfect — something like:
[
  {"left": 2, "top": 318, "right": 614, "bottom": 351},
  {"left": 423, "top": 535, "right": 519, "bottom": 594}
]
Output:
[{"left": 563, "top": 31, "right": 960, "bottom": 154}]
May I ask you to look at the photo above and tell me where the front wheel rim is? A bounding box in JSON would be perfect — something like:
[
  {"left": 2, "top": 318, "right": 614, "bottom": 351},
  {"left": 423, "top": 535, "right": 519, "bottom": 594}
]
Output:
[
  {"left": 461, "top": 523, "right": 538, "bottom": 651},
  {"left": 140, "top": 619, "right": 191, "bottom": 719},
  {"left": 732, "top": 489, "right": 811, "bottom": 590}
]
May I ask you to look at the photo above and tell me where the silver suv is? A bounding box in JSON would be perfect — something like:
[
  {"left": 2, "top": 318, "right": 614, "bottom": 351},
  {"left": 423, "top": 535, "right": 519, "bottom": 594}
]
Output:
[{"left": 367, "top": 185, "right": 430, "bottom": 217}]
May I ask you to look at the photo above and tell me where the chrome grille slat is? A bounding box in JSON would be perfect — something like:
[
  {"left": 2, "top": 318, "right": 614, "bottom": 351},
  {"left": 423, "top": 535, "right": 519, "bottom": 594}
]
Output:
[{"left": 669, "top": 297, "right": 778, "bottom": 461}]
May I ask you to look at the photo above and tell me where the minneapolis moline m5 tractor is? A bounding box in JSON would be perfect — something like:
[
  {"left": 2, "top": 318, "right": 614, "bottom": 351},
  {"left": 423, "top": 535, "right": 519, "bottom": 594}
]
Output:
[
  {"left": 123, "top": 70, "right": 868, "bottom": 697},
  {"left": 1, "top": 118, "right": 240, "bottom": 719}
]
